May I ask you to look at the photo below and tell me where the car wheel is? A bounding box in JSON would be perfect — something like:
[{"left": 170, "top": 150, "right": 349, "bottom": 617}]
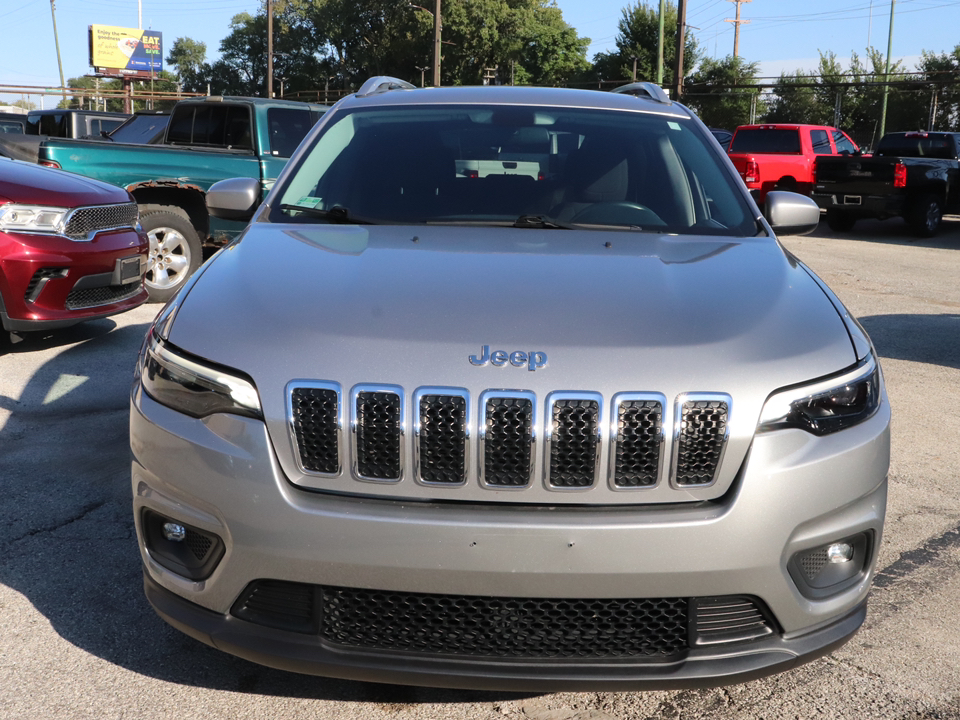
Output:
[
  {"left": 826, "top": 209, "right": 857, "bottom": 232},
  {"left": 908, "top": 195, "right": 943, "bottom": 238},
  {"left": 140, "top": 205, "right": 203, "bottom": 303}
]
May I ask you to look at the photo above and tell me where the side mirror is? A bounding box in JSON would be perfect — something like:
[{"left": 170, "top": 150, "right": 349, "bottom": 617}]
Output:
[
  {"left": 206, "top": 177, "right": 261, "bottom": 221},
  {"left": 764, "top": 191, "right": 820, "bottom": 236}
]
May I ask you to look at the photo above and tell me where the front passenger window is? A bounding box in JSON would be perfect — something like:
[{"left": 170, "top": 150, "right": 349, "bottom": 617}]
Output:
[{"left": 811, "top": 130, "right": 831, "bottom": 155}]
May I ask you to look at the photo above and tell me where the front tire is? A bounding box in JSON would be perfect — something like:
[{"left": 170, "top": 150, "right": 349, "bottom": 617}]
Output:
[
  {"left": 140, "top": 205, "right": 203, "bottom": 303},
  {"left": 826, "top": 209, "right": 857, "bottom": 232},
  {"left": 908, "top": 195, "right": 943, "bottom": 238}
]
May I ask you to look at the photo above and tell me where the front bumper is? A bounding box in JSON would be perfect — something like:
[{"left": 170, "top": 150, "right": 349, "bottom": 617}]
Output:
[
  {"left": 131, "top": 386, "right": 889, "bottom": 689},
  {"left": 0, "top": 227, "right": 148, "bottom": 332}
]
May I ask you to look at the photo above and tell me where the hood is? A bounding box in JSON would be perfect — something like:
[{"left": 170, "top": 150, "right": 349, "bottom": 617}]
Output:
[
  {"left": 171, "top": 223, "right": 854, "bottom": 388},
  {"left": 0, "top": 158, "right": 130, "bottom": 206},
  {"left": 168, "top": 223, "right": 857, "bottom": 502}
]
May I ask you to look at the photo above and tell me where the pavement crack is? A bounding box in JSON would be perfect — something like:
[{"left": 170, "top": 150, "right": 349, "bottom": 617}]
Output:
[{"left": 5, "top": 500, "right": 108, "bottom": 545}]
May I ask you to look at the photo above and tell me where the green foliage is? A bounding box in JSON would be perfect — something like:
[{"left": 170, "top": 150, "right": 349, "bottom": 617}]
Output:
[
  {"left": 589, "top": 2, "right": 700, "bottom": 89},
  {"left": 684, "top": 55, "right": 761, "bottom": 129},
  {"left": 60, "top": 73, "right": 180, "bottom": 112},
  {"left": 918, "top": 45, "right": 960, "bottom": 131}
]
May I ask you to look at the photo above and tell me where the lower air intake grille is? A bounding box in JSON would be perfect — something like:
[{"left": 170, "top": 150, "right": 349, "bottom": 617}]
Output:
[
  {"left": 418, "top": 394, "right": 467, "bottom": 483},
  {"left": 64, "top": 282, "right": 141, "bottom": 309},
  {"left": 321, "top": 586, "right": 688, "bottom": 658},
  {"left": 232, "top": 580, "right": 318, "bottom": 634},
  {"left": 692, "top": 596, "right": 775, "bottom": 645},
  {"left": 291, "top": 387, "right": 340, "bottom": 474},
  {"left": 675, "top": 399, "right": 728, "bottom": 486},
  {"left": 356, "top": 391, "right": 401, "bottom": 480},
  {"left": 483, "top": 396, "right": 533, "bottom": 487},
  {"left": 614, "top": 400, "right": 663, "bottom": 487}
]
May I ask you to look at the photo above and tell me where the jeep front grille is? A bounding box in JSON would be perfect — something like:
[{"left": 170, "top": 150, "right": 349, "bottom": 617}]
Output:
[{"left": 287, "top": 385, "right": 732, "bottom": 497}]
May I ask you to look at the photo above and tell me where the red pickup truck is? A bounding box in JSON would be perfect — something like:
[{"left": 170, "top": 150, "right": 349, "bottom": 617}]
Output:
[{"left": 727, "top": 124, "right": 861, "bottom": 202}]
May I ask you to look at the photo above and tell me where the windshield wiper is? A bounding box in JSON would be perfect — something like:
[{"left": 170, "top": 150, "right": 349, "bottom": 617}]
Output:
[
  {"left": 279, "top": 204, "right": 377, "bottom": 225},
  {"left": 513, "top": 215, "right": 571, "bottom": 229}
]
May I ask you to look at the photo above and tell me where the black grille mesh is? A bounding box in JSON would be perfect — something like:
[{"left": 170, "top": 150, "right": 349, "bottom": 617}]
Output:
[
  {"left": 614, "top": 400, "right": 663, "bottom": 487},
  {"left": 24, "top": 267, "right": 68, "bottom": 302},
  {"left": 798, "top": 549, "right": 830, "bottom": 580},
  {"left": 64, "top": 202, "right": 139, "bottom": 240},
  {"left": 64, "top": 282, "right": 141, "bottom": 309},
  {"left": 418, "top": 395, "right": 467, "bottom": 483},
  {"left": 356, "top": 391, "right": 401, "bottom": 480},
  {"left": 692, "top": 596, "right": 774, "bottom": 644},
  {"left": 320, "top": 585, "right": 689, "bottom": 658},
  {"left": 483, "top": 397, "right": 533, "bottom": 487},
  {"left": 233, "top": 580, "right": 317, "bottom": 634},
  {"left": 549, "top": 399, "right": 599, "bottom": 488},
  {"left": 675, "top": 400, "right": 728, "bottom": 486},
  {"left": 291, "top": 387, "right": 340, "bottom": 474}
]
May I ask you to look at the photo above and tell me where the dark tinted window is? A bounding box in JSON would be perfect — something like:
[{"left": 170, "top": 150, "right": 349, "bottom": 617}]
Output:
[
  {"left": 0, "top": 120, "right": 24, "bottom": 134},
  {"left": 29, "top": 113, "right": 67, "bottom": 137},
  {"left": 832, "top": 131, "right": 856, "bottom": 155},
  {"left": 276, "top": 105, "right": 757, "bottom": 237},
  {"left": 109, "top": 114, "right": 170, "bottom": 143},
  {"left": 166, "top": 105, "right": 252, "bottom": 148},
  {"left": 88, "top": 118, "right": 124, "bottom": 136},
  {"left": 810, "top": 129, "right": 831, "bottom": 154},
  {"left": 729, "top": 128, "right": 801, "bottom": 154},
  {"left": 876, "top": 134, "right": 957, "bottom": 160},
  {"left": 267, "top": 108, "right": 319, "bottom": 157}
]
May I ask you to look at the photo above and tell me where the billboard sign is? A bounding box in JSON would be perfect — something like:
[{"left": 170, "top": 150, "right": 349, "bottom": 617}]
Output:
[{"left": 89, "top": 25, "right": 162, "bottom": 77}]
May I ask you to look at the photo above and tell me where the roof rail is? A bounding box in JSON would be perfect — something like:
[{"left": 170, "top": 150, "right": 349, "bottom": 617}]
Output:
[
  {"left": 356, "top": 76, "right": 417, "bottom": 97},
  {"left": 610, "top": 82, "right": 671, "bottom": 105}
]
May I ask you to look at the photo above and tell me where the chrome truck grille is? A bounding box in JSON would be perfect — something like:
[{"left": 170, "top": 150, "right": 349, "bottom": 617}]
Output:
[{"left": 288, "top": 385, "right": 731, "bottom": 498}]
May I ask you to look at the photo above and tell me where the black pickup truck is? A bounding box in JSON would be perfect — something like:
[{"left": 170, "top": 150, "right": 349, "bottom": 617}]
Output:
[{"left": 812, "top": 131, "right": 960, "bottom": 237}]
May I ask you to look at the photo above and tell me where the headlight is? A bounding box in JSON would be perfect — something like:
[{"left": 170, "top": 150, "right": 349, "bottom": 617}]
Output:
[
  {"left": 0, "top": 204, "right": 68, "bottom": 234},
  {"left": 140, "top": 333, "right": 262, "bottom": 419},
  {"left": 758, "top": 355, "right": 881, "bottom": 436}
]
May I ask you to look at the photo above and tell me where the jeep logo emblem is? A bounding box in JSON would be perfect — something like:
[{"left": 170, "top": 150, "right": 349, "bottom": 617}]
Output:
[{"left": 469, "top": 345, "right": 547, "bottom": 372}]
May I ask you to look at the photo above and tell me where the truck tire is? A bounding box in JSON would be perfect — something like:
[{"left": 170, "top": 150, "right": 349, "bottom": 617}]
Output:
[
  {"left": 908, "top": 195, "right": 943, "bottom": 238},
  {"left": 826, "top": 209, "right": 856, "bottom": 232},
  {"left": 140, "top": 205, "right": 203, "bottom": 303}
]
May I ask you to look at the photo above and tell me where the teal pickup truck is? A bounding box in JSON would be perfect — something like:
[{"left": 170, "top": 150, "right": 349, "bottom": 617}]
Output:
[{"left": 30, "top": 96, "right": 326, "bottom": 301}]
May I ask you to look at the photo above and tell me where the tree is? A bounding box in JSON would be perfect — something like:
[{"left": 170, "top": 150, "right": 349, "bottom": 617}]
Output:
[
  {"left": 684, "top": 55, "right": 761, "bottom": 129},
  {"left": 765, "top": 71, "right": 830, "bottom": 125},
  {"left": 918, "top": 45, "right": 960, "bottom": 131},
  {"left": 166, "top": 37, "right": 207, "bottom": 91},
  {"left": 588, "top": 2, "right": 700, "bottom": 89}
]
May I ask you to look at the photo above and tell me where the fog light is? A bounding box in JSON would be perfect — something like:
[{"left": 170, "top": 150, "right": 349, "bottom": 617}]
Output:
[
  {"left": 827, "top": 542, "right": 854, "bottom": 563},
  {"left": 162, "top": 522, "right": 187, "bottom": 542}
]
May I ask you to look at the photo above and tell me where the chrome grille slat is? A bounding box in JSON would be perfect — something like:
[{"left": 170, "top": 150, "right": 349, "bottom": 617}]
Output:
[
  {"left": 672, "top": 394, "right": 730, "bottom": 488},
  {"left": 415, "top": 389, "right": 468, "bottom": 485},
  {"left": 352, "top": 386, "right": 404, "bottom": 482},
  {"left": 545, "top": 393, "right": 602, "bottom": 489},
  {"left": 611, "top": 393, "right": 665, "bottom": 489},
  {"left": 479, "top": 391, "right": 535, "bottom": 488}
]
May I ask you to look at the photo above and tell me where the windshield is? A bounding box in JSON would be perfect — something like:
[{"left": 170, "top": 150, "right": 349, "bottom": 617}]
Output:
[
  {"left": 109, "top": 114, "right": 169, "bottom": 143},
  {"left": 272, "top": 104, "right": 756, "bottom": 236}
]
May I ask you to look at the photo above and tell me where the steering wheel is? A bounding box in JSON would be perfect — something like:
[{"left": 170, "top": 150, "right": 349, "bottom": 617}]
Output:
[{"left": 570, "top": 202, "right": 666, "bottom": 227}]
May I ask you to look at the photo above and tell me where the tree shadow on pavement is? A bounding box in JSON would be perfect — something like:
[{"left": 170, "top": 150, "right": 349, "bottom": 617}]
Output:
[
  {"left": 0, "top": 320, "right": 534, "bottom": 705},
  {"left": 859, "top": 314, "right": 960, "bottom": 371}
]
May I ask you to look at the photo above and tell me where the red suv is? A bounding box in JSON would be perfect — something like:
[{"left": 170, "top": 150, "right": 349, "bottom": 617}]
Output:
[
  {"left": 727, "top": 124, "right": 860, "bottom": 202},
  {"left": 0, "top": 158, "right": 148, "bottom": 335}
]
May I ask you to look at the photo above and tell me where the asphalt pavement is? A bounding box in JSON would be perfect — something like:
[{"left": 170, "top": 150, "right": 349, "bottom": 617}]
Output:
[{"left": 1, "top": 216, "right": 958, "bottom": 719}]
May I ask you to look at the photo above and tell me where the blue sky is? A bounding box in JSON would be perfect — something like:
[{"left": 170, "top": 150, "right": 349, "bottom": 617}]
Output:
[{"left": 2, "top": 0, "right": 959, "bottom": 106}]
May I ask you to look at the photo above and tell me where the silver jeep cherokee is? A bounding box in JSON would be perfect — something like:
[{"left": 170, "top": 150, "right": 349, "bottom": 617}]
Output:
[{"left": 131, "top": 78, "right": 889, "bottom": 691}]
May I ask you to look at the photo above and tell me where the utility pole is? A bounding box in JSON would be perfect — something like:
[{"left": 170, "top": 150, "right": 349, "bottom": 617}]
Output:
[
  {"left": 267, "top": 0, "right": 274, "bottom": 97},
  {"left": 631, "top": 56, "right": 638, "bottom": 82},
  {"left": 725, "top": 0, "right": 751, "bottom": 58},
  {"left": 656, "top": 0, "right": 665, "bottom": 85},
  {"left": 672, "top": 0, "right": 687, "bottom": 99},
  {"left": 433, "top": 0, "right": 442, "bottom": 87},
  {"left": 879, "top": 0, "right": 895, "bottom": 140},
  {"left": 49, "top": 0, "right": 65, "bottom": 102}
]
